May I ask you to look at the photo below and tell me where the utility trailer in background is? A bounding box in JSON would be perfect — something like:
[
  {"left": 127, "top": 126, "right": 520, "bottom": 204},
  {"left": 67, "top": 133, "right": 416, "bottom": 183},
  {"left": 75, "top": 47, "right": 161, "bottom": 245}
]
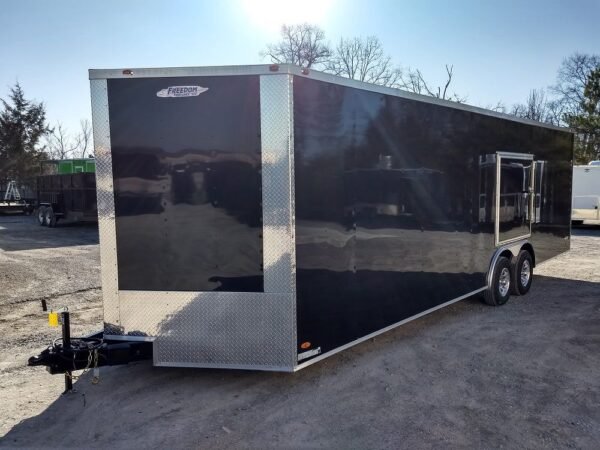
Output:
[
  {"left": 29, "top": 64, "right": 573, "bottom": 380},
  {"left": 572, "top": 164, "right": 600, "bottom": 224},
  {"left": 36, "top": 159, "right": 98, "bottom": 227}
]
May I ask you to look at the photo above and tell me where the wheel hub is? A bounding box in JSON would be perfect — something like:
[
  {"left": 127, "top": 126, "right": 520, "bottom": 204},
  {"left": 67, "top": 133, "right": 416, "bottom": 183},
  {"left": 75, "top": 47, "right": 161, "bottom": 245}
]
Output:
[
  {"left": 498, "top": 267, "right": 510, "bottom": 297},
  {"left": 520, "top": 259, "right": 531, "bottom": 286}
]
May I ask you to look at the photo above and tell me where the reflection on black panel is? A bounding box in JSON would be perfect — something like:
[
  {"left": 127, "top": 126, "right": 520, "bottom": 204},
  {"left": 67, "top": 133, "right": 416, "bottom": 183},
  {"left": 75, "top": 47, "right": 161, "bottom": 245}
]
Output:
[
  {"left": 293, "top": 76, "right": 572, "bottom": 357},
  {"left": 346, "top": 165, "right": 453, "bottom": 230},
  {"left": 108, "top": 76, "right": 263, "bottom": 292},
  {"left": 478, "top": 154, "right": 496, "bottom": 226},
  {"left": 498, "top": 158, "right": 533, "bottom": 242}
]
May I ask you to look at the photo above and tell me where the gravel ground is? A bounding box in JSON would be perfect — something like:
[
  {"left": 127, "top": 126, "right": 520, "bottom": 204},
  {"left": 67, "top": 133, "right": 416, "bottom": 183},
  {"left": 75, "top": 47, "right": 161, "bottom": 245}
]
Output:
[{"left": 0, "top": 215, "right": 599, "bottom": 448}]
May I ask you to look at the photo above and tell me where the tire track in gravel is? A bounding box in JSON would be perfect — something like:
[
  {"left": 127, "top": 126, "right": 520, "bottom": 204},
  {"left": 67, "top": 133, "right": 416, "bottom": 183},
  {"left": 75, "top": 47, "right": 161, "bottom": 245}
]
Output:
[{"left": 0, "top": 286, "right": 102, "bottom": 307}]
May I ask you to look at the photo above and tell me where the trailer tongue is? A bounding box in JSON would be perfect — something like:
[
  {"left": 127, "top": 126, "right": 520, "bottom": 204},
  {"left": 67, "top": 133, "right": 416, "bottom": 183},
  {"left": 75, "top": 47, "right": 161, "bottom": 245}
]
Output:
[{"left": 28, "top": 310, "right": 152, "bottom": 393}]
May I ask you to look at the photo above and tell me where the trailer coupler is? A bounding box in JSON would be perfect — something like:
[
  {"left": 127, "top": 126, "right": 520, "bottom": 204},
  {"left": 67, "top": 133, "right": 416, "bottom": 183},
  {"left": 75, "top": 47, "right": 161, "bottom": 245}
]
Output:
[
  {"left": 27, "top": 336, "right": 153, "bottom": 374},
  {"left": 28, "top": 311, "right": 152, "bottom": 393}
]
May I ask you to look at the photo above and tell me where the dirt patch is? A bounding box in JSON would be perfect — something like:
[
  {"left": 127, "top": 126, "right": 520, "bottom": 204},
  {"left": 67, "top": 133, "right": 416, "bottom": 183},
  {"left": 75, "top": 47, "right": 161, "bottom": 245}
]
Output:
[{"left": 0, "top": 217, "right": 599, "bottom": 448}]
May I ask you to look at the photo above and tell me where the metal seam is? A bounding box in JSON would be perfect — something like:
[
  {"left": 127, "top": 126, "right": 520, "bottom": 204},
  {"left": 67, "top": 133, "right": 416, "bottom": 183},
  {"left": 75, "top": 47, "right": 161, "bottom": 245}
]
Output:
[{"left": 90, "top": 79, "right": 120, "bottom": 332}]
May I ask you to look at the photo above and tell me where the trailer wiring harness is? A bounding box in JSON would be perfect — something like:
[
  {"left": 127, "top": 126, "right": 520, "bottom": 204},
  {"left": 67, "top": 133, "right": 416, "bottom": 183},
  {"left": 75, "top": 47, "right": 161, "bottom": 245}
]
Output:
[{"left": 28, "top": 311, "right": 153, "bottom": 393}]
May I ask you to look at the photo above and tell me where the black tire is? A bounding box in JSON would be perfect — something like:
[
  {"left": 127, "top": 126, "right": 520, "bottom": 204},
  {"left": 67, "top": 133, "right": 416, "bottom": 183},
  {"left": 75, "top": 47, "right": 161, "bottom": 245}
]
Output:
[
  {"left": 45, "top": 207, "right": 57, "bottom": 228},
  {"left": 37, "top": 206, "right": 47, "bottom": 226},
  {"left": 484, "top": 256, "right": 512, "bottom": 306},
  {"left": 511, "top": 250, "right": 533, "bottom": 296}
]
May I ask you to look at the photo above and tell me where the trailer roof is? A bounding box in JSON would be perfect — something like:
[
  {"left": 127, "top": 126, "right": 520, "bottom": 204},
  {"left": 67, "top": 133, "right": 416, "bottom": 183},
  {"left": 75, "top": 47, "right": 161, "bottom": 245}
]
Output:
[{"left": 89, "top": 64, "right": 571, "bottom": 133}]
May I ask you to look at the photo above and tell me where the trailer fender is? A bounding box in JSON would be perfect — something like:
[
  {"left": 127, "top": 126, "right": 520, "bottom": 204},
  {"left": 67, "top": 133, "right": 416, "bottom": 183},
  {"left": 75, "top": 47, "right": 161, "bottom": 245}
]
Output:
[
  {"left": 519, "top": 242, "right": 536, "bottom": 267},
  {"left": 486, "top": 240, "right": 533, "bottom": 290}
]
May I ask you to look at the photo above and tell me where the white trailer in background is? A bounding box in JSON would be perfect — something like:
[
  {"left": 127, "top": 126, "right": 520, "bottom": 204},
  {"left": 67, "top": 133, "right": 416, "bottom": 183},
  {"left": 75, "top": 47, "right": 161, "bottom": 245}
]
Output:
[{"left": 572, "top": 164, "right": 600, "bottom": 224}]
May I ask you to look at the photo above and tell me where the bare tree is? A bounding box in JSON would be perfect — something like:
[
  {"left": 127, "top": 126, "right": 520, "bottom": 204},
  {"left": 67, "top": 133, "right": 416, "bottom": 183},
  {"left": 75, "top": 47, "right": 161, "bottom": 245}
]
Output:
[
  {"left": 46, "top": 122, "right": 77, "bottom": 160},
  {"left": 261, "top": 24, "right": 331, "bottom": 68},
  {"left": 486, "top": 101, "right": 507, "bottom": 113},
  {"left": 46, "top": 120, "right": 93, "bottom": 160},
  {"left": 324, "top": 36, "right": 463, "bottom": 100},
  {"left": 511, "top": 89, "right": 546, "bottom": 121},
  {"left": 262, "top": 24, "right": 463, "bottom": 101},
  {"left": 545, "top": 99, "right": 564, "bottom": 126},
  {"left": 325, "top": 36, "right": 402, "bottom": 87},
  {"left": 73, "top": 119, "right": 92, "bottom": 158},
  {"left": 551, "top": 53, "right": 600, "bottom": 121},
  {"left": 510, "top": 89, "right": 560, "bottom": 125},
  {"left": 400, "top": 65, "right": 465, "bottom": 102}
]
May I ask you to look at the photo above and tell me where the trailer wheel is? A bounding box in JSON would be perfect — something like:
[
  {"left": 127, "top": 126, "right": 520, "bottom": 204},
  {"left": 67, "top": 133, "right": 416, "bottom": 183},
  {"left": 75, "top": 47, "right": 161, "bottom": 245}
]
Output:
[
  {"left": 511, "top": 250, "right": 533, "bottom": 296},
  {"left": 484, "top": 256, "right": 512, "bottom": 306},
  {"left": 45, "top": 207, "right": 57, "bottom": 228},
  {"left": 37, "top": 207, "right": 47, "bottom": 226}
]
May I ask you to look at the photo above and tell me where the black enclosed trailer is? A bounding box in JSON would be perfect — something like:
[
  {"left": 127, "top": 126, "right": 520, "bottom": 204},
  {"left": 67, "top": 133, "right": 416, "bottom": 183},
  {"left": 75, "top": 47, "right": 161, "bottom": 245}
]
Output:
[{"left": 30, "top": 64, "right": 573, "bottom": 376}]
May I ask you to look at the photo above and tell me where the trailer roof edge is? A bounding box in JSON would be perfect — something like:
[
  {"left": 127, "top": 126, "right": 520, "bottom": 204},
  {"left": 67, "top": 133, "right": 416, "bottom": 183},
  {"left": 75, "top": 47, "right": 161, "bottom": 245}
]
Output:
[{"left": 88, "top": 64, "right": 571, "bottom": 133}]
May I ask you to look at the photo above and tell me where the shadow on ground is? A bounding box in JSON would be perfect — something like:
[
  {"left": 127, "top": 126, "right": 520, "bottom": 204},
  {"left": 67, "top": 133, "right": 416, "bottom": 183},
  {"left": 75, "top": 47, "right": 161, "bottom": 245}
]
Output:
[
  {"left": 0, "top": 216, "right": 98, "bottom": 251},
  {"left": 2, "top": 275, "right": 599, "bottom": 449},
  {"left": 571, "top": 223, "right": 600, "bottom": 237}
]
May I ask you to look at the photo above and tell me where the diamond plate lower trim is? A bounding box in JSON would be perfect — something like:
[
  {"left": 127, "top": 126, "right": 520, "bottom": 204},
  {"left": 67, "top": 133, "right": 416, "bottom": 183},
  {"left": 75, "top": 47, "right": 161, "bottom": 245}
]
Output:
[
  {"left": 119, "top": 291, "right": 295, "bottom": 370},
  {"left": 90, "top": 79, "right": 120, "bottom": 333}
]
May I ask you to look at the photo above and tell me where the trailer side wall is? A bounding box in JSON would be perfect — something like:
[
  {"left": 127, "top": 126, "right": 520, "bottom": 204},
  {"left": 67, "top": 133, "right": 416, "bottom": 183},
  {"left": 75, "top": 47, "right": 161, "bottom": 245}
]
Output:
[{"left": 293, "top": 76, "right": 572, "bottom": 358}]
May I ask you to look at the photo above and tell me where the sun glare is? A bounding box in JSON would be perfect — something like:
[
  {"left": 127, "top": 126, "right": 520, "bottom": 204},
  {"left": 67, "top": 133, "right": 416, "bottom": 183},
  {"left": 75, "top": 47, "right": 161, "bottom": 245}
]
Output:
[{"left": 240, "top": 0, "right": 334, "bottom": 32}]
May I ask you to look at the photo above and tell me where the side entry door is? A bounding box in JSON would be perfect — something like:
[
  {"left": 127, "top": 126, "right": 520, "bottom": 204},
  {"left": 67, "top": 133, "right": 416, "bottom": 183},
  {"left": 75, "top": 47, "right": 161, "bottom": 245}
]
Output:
[{"left": 495, "top": 152, "right": 534, "bottom": 246}]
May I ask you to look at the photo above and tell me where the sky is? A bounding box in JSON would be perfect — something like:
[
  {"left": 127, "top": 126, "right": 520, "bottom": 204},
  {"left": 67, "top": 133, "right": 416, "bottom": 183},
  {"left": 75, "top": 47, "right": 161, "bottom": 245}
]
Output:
[{"left": 0, "top": 0, "right": 599, "bottom": 136}]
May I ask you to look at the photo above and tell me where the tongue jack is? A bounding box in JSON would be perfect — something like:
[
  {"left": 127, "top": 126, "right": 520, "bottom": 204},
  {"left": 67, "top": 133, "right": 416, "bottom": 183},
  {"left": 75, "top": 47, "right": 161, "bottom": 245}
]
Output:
[{"left": 61, "top": 310, "right": 73, "bottom": 394}]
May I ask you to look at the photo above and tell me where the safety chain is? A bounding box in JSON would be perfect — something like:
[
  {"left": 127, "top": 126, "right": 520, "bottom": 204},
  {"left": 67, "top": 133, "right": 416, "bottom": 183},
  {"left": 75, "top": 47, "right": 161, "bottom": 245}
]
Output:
[{"left": 66, "top": 347, "right": 100, "bottom": 385}]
